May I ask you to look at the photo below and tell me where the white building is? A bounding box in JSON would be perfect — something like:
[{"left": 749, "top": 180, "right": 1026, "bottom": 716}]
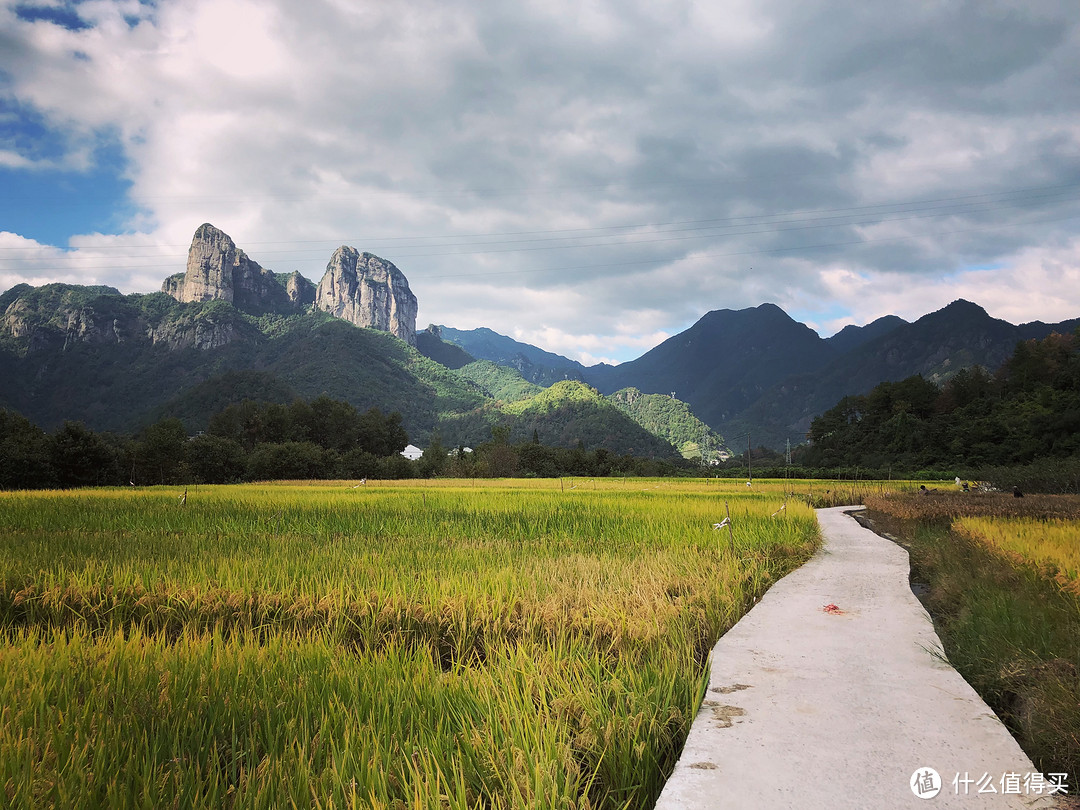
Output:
[{"left": 400, "top": 444, "right": 423, "bottom": 460}]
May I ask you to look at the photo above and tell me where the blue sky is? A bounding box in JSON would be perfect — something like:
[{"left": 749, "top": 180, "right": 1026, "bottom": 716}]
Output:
[{"left": 3, "top": 0, "right": 1080, "bottom": 364}]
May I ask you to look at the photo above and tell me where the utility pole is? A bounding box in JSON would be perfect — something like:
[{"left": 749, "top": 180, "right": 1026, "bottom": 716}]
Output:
[
  {"left": 747, "top": 433, "right": 752, "bottom": 484},
  {"left": 786, "top": 438, "right": 793, "bottom": 495}
]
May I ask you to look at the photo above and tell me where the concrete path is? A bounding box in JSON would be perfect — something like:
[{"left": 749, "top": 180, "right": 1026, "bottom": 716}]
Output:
[{"left": 655, "top": 506, "right": 1062, "bottom": 810}]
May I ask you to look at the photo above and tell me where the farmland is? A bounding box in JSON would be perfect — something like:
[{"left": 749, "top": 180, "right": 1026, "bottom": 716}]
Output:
[{"left": 1, "top": 478, "right": 819, "bottom": 809}]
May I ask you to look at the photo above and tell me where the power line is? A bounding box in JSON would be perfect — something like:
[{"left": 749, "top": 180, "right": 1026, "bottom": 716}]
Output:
[
  {"left": 8, "top": 209, "right": 1080, "bottom": 280},
  {"left": 2, "top": 181, "right": 1078, "bottom": 258}
]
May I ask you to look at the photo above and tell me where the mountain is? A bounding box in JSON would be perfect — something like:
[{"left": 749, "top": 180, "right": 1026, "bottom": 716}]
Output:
[
  {"left": 608, "top": 388, "right": 726, "bottom": 462},
  {"left": 162, "top": 223, "right": 313, "bottom": 315},
  {"left": 7, "top": 221, "right": 1078, "bottom": 459},
  {"left": 448, "top": 300, "right": 1078, "bottom": 451},
  {"left": 162, "top": 223, "right": 418, "bottom": 344},
  {"left": 0, "top": 225, "right": 461, "bottom": 437},
  {"left": 496, "top": 381, "right": 679, "bottom": 458},
  {"left": 436, "top": 325, "right": 587, "bottom": 385},
  {"left": 314, "top": 246, "right": 418, "bottom": 345},
  {"left": 414, "top": 325, "right": 475, "bottom": 369},
  {"left": 723, "top": 300, "right": 1080, "bottom": 447},
  {"left": 824, "top": 315, "right": 907, "bottom": 354},
  {"left": 0, "top": 225, "right": 684, "bottom": 460},
  {"left": 584, "top": 303, "right": 837, "bottom": 429},
  {"left": 453, "top": 361, "right": 544, "bottom": 402}
]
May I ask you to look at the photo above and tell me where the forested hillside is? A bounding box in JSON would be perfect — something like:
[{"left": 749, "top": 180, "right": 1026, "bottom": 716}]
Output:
[
  {"left": 801, "top": 331, "right": 1080, "bottom": 470},
  {"left": 608, "top": 388, "right": 727, "bottom": 461}
]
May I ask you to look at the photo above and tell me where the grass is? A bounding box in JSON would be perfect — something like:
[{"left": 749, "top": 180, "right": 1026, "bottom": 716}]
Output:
[
  {"left": 0, "top": 478, "right": 820, "bottom": 809},
  {"left": 864, "top": 491, "right": 1080, "bottom": 784}
]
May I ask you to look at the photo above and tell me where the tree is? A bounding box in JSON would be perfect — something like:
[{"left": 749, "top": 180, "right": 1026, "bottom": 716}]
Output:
[
  {"left": 135, "top": 418, "right": 189, "bottom": 485},
  {"left": 356, "top": 408, "right": 408, "bottom": 457},
  {"left": 418, "top": 432, "right": 446, "bottom": 477},
  {"left": 186, "top": 434, "right": 246, "bottom": 483},
  {"left": 50, "top": 421, "right": 116, "bottom": 487},
  {"left": 0, "top": 409, "right": 55, "bottom": 489},
  {"left": 246, "top": 442, "right": 328, "bottom": 481}
]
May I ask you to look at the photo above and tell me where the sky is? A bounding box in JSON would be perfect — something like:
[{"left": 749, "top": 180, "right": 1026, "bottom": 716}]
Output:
[{"left": 2, "top": 0, "right": 1080, "bottom": 365}]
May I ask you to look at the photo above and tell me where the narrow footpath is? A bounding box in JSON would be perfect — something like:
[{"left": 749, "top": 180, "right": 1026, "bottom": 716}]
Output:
[{"left": 655, "top": 506, "right": 1063, "bottom": 810}]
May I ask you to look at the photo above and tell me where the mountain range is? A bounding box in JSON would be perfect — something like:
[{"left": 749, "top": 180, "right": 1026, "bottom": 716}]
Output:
[
  {"left": 2, "top": 223, "right": 1076, "bottom": 456},
  {"left": 436, "top": 304, "right": 1080, "bottom": 449}
]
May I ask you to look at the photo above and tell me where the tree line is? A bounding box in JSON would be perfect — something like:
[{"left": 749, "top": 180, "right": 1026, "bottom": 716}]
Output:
[
  {"left": 421, "top": 428, "right": 691, "bottom": 480},
  {"left": 0, "top": 396, "right": 411, "bottom": 489},
  {"left": 798, "top": 331, "right": 1080, "bottom": 474},
  {"left": 0, "top": 398, "right": 695, "bottom": 489}
]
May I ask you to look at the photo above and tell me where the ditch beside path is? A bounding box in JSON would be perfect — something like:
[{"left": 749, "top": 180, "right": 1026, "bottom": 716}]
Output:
[{"left": 655, "top": 506, "right": 1064, "bottom": 810}]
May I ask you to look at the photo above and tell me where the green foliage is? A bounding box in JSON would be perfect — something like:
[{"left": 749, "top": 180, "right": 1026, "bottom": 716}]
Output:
[
  {"left": 151, "top": 370, "right": 300, "bottom": 432},
  {"left": 0, "top": 395, "right": 411, "bottom": 489},
  {"left": 803, "top": 331, "right": 1080, "bottom": 474},
  {"left": 50, "top": 422, "right": 118, "bottom": 488},
  {"left": 497, "top": 381, "right": 680, "bottom": 458},
  {"left": 134, "top": 418, "right": 189, "bottom": 486},
  {"left": 185, "top": 434, "right": 246, "bottom": 484},
  {"left": 246, "top": 441, "right": 330, "bottom": 481},
  {"left": 208, "top": 397, "right": 408, "bottom": 458},
  {"left": 454, "top": 360, "right": 543, "bottom": 402},
  {"left": 609, "top": 387, "right": 726, "bottom": 462},
  {"left": 0, "top": 410, "right": 54, "bottom": 490}
]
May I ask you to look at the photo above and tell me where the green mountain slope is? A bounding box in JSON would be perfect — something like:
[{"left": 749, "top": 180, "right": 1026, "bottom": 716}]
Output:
[
  {"left": 608, "top": 388, "right": 726, "bottom": 461},
  {"left": 0, "top": 283, "right": 684, "bottom": 459},
  {"left": 498, "top": 381, "right": 678, "bottom": 457},
  {"left": 0, "top": 285, "right": 488, "bottom": 440},
  {"left": 454, "top": 361, "right": 543, "bottom": 402}
]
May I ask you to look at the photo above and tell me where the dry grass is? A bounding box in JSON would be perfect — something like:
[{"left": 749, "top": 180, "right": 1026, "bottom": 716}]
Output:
[{"left": 865, "top": 490, "right": 1080, "bottom": 522}]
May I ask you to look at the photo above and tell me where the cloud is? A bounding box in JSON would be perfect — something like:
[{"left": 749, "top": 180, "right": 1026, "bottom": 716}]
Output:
[{"left": 1, "top": 0, "right": 1080, "bottom": 362}]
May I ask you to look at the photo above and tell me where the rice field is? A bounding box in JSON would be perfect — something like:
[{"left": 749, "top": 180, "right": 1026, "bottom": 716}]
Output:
[
  {"left": 0, "top": 478, "right": 819, "bottom": 809},
  {"left": 955, "top": 517, "right": 1080, "bottom": 593}
]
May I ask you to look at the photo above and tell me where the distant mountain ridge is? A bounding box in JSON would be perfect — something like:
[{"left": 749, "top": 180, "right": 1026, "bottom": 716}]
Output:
[
  {"left": 440, "top": 300, "right": 1079, "bottom": 450},
  {"left": 436, "top": 325, "right": 587, "bottom": 386}
]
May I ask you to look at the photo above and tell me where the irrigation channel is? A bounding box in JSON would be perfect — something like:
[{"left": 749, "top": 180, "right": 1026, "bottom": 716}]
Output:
[{"left": 656, "top": 506, "right": 1063, "bottom": 810}]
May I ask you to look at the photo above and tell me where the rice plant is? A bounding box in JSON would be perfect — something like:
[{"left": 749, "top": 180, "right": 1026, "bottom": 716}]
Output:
[
  {"left": 0, "top": 479, "right": 819, "bottom": 809},
  {"left": 954, "top": 517, "right": 1080, "bottom": 591}
]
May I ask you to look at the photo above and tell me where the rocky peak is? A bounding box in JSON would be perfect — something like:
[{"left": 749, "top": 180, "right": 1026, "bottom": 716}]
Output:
[
  {"left": 168, "top": 223, "right": 243, "bottom": 304},
  {"left": 315, "top": 247, "right": 418, "bottom": 345},
  {"left": 160, "top": 224, "right": 418, "bottom": 342},
  {"left": 163, "top": 223, "right": 293, "bottom": 314},
  {"left": 285, "top": 272, "right": 317, "bottom": 309}
]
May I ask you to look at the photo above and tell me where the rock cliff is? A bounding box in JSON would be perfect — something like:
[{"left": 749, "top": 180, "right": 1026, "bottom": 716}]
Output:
[
  {"left": 163, "top": 224, "right": 294, "bottom": 314},
  {"left": 315, "top": 247, "right": 418, "bottom": 345},
  {"left": 162, "top": 224, "right": 416, "bottom": 343}
]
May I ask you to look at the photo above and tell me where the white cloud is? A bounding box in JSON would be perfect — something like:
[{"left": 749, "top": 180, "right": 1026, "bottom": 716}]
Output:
[{"left": 1, "top": 0, "right": 1080, "bottom": 362}]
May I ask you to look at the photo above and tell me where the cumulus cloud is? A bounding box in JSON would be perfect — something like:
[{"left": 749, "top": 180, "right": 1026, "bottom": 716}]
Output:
[{"left": 1, "top": 0, "right": 1080, "bottom": 360}]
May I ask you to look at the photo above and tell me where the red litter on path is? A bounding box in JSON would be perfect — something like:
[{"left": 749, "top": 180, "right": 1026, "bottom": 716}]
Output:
[{"left": 822, "top": 603, "right": 844, "bottom": 614}]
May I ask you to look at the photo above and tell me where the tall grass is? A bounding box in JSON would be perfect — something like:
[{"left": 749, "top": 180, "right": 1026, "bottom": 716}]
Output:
[{"left": 0, "top": 478, "right": 818, "bottom": 809}]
